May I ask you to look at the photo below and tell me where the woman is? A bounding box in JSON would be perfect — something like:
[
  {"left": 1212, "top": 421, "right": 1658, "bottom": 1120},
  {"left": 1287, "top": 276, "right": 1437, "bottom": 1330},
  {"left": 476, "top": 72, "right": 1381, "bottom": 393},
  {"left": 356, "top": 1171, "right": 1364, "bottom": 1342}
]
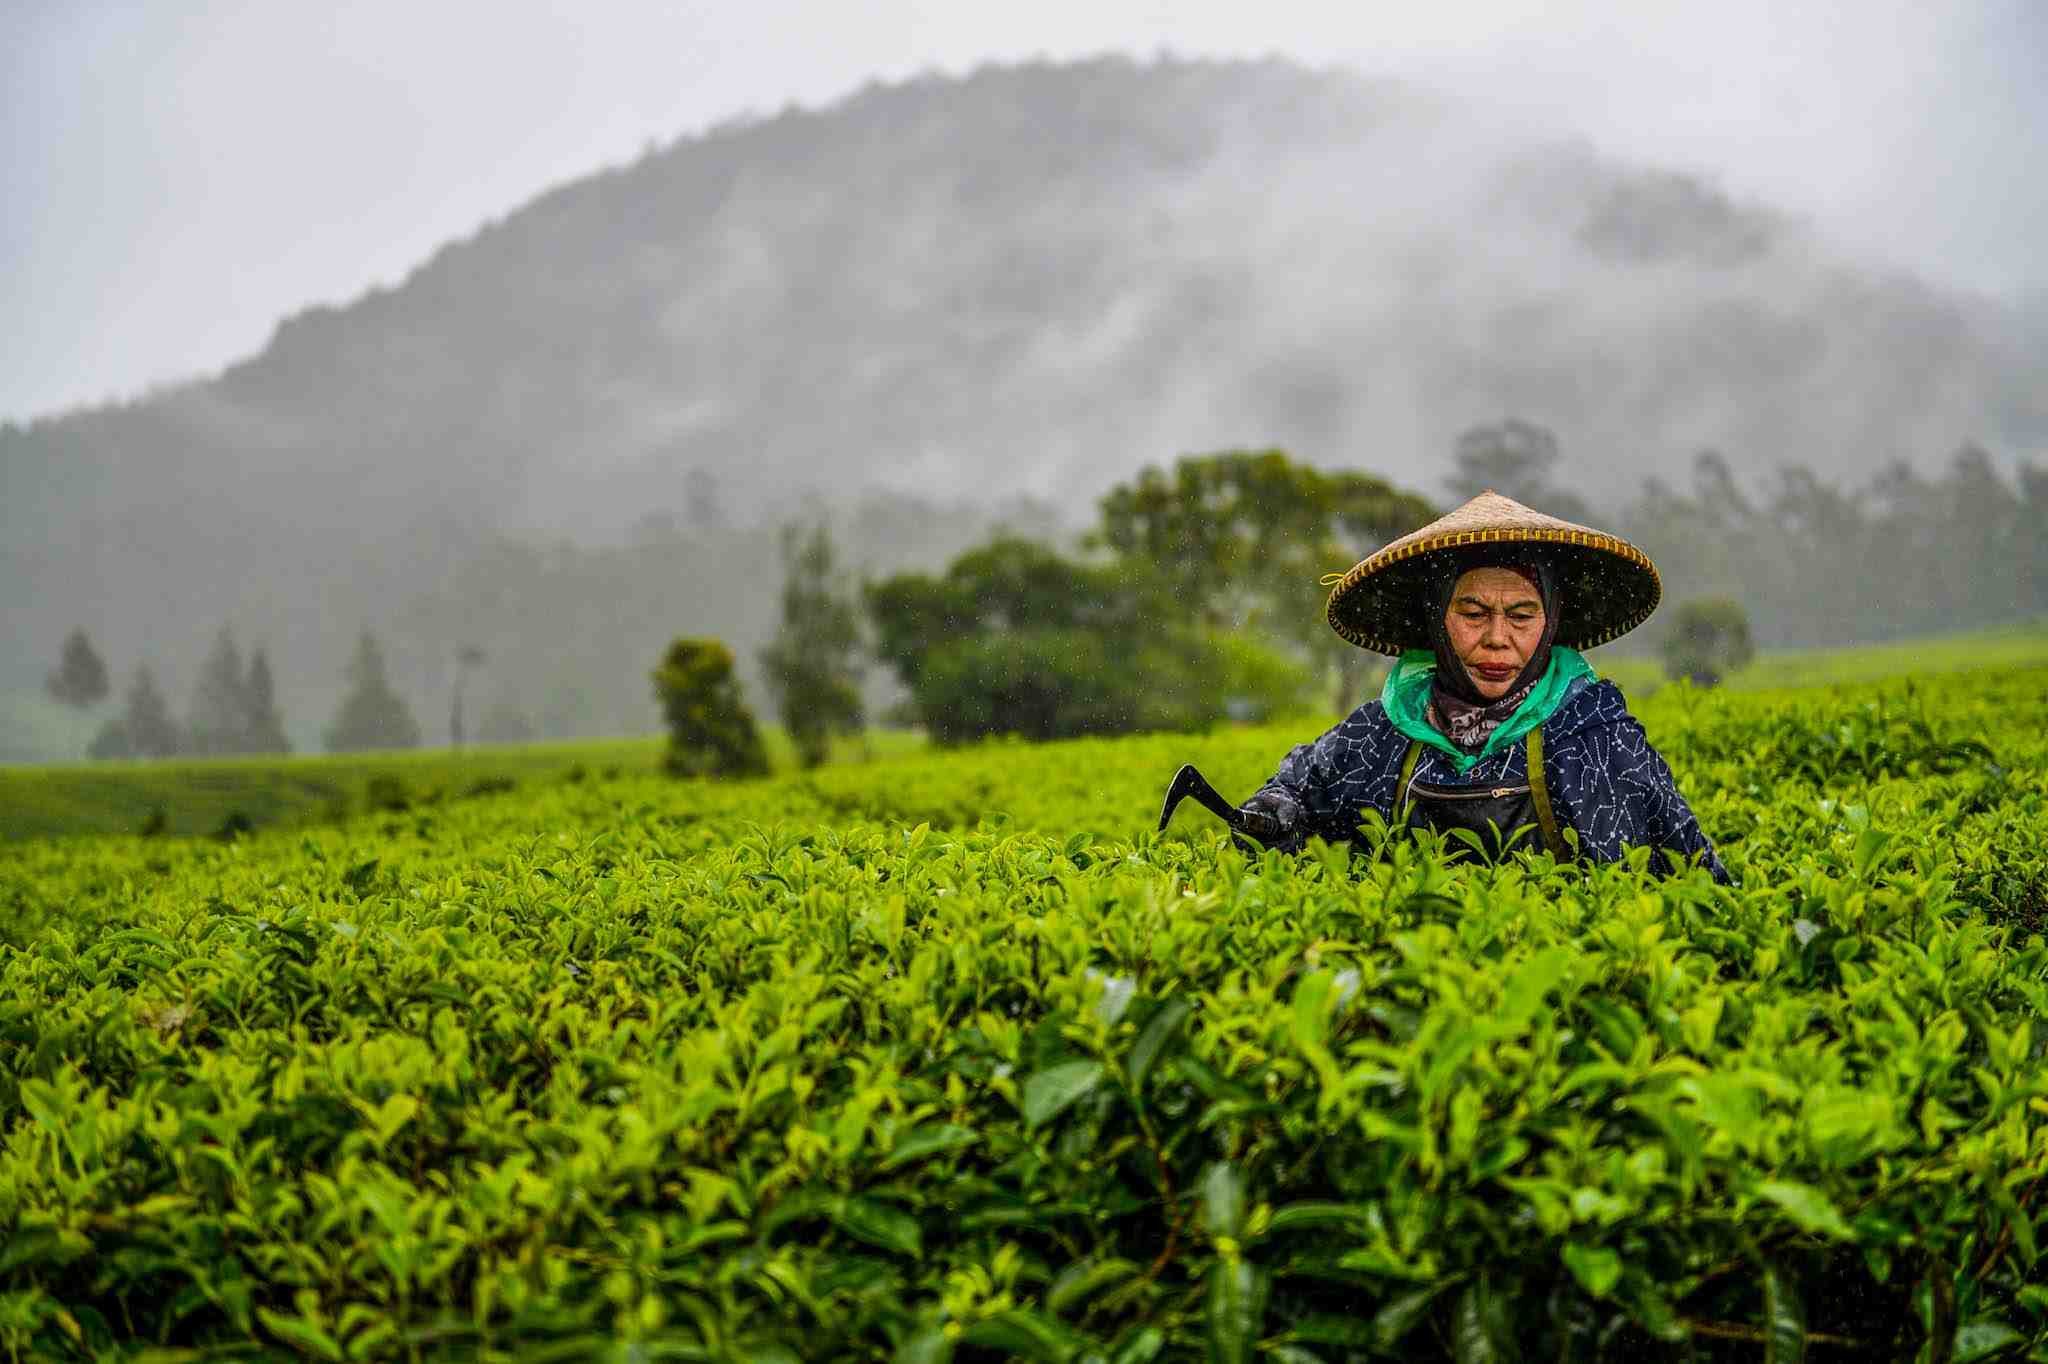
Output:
[{"left": 1239, "top": 491, "right": 1729, "bottom": 882}]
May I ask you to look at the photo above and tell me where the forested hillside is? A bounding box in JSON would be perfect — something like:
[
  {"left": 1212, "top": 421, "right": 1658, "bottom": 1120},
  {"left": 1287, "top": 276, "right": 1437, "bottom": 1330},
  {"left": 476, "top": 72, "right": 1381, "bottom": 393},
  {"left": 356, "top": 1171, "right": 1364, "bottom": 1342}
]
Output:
[{"left": 6, "top": 56, "right": 2043, "bottom": 752}]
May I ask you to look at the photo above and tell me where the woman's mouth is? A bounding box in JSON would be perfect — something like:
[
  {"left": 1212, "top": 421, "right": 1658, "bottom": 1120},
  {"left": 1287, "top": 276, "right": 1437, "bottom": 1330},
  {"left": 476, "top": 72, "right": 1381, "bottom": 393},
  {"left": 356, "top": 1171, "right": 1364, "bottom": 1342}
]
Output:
[{"left": 1473, "top": 663, "right": 1516, "bottom": 680}]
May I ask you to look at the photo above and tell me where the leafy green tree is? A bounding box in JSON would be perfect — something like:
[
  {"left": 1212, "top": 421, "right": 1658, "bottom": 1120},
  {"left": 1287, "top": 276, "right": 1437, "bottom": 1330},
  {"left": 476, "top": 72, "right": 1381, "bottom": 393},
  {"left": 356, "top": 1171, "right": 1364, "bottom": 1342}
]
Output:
[
  {"left": 324, "top": 631, "right": 422, "bottom": 752},
  {"left": 1660, "top": 597, "right": 1756, "bottom": 687},
  {"left": 867, "top": 538, "right": 1233, "bottom": 744},
  {"left": 759, "top": 523, "right": 865, "bottom": 768},
  {"left": 868, "top": 538, "right": 1139, "bottom": 679},
  {"left": 242, "top": 648, "right": 291, "bottom": 754},
  {"left": 90, "top": 663, "right": 181, "bottom": 759},
  {"left": 45, "top": 629, "right": 110, "bottom": 709},
  {"left": 1094, "top": 449, "right": 1434, "bottom": 709},
  {"left": 652, "top": 638, "right": 769, "bottom": 777}
]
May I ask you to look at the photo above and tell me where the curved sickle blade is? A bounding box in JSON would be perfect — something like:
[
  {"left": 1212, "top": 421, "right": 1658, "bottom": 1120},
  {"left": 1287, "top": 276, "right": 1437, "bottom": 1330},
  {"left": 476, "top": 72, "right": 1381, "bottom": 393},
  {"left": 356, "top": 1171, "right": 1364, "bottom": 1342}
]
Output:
[{"left": 1157, "top": 763, "right": 1244, "bottom": 833}]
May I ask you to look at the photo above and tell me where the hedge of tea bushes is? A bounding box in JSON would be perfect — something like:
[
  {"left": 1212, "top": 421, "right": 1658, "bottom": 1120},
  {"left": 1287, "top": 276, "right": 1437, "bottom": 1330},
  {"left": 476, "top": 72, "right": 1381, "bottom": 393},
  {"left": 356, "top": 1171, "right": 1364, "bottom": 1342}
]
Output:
[{"left": 1, "top": 670, "right": 2045, "bottom": 1362}]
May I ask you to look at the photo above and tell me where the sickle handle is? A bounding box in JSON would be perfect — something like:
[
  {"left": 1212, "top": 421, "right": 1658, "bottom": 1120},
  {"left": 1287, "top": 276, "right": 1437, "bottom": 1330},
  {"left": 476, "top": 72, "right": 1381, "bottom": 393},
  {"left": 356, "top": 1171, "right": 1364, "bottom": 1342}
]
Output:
[{"left": 1157, "top": 763, "right": 1245, "bottom": 833}]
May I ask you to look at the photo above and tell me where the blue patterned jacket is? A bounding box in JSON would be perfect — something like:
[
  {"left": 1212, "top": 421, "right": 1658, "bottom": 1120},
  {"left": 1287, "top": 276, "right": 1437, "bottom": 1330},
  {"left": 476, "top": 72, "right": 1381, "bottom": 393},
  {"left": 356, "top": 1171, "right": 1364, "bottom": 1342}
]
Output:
[{"left": 1256, "top": 675, "right": 1731, "bottom": 882}]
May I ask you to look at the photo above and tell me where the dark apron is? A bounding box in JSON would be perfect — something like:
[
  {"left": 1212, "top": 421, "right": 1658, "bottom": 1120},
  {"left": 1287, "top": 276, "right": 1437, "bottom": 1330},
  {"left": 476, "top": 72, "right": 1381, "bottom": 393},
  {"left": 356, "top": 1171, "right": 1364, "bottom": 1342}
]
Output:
[{"left": 1393, "top": 730, "right": 1572, "bottom": 864}]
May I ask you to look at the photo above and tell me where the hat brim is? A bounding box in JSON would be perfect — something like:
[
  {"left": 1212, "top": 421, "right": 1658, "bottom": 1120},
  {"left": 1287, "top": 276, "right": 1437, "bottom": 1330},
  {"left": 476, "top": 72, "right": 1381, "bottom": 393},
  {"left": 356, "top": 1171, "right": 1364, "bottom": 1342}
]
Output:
[{"left": 1326, "top": 526, "right": 1661, "bottom": 656}]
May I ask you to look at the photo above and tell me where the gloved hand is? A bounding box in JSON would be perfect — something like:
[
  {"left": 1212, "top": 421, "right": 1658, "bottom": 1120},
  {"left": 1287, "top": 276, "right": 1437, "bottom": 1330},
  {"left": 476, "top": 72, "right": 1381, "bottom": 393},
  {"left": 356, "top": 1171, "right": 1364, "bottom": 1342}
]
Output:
[{"left": 1234, "top": 787, "right": 1303, "bottom": 848}]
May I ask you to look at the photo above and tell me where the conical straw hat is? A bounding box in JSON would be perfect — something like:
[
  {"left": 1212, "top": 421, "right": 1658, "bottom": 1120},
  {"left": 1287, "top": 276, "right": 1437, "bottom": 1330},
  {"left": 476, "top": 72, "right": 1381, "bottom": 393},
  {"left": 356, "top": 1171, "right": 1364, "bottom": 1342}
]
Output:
[{"left": 1325, "top": 490, "right": 1660, "bottom": 655}]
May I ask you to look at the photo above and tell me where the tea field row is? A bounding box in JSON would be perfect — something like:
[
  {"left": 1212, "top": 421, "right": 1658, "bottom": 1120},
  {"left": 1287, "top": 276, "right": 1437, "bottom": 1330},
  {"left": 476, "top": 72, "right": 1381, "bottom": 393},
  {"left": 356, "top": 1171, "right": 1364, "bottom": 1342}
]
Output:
[{"left": 1, "top": 666, "right": 2044, "bottom": 1360}]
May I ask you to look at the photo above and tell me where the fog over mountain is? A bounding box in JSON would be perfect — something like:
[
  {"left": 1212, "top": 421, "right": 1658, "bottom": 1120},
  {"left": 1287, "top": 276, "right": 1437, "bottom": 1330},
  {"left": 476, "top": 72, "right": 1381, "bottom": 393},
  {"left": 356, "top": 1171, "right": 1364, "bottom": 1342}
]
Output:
[{"left": 6, "top": 56, "right": 2044, "bottom": 752}]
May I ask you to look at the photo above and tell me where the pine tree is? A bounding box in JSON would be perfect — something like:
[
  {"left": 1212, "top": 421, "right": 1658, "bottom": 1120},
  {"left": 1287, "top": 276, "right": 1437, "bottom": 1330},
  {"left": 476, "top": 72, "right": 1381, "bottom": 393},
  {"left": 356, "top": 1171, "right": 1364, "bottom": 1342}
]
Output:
[
  {"left": 91, "top": 664, "right": 181, "bottom": 759},
  {"left": 324, "top": 631, "right": 423, "bottom": 752},
  {"left": 188, "top": 627, "right": 251, "bottom": 755},
  {"left": 45, "top": 629, "right": 111, "bottom": 709},
  {"left": 243, "top": 648, "right": 292, "bottom": 754},
  {"left": 758, "top": 523, "right": 865, "bottom": 768}
]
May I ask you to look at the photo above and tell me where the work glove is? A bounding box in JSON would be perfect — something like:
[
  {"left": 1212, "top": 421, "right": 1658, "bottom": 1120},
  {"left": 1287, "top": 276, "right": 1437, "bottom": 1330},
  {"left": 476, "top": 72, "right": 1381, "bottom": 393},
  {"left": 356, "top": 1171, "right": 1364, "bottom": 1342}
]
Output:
[{"left": 1234, "top": 787, "right": 1304, "bottom": 849}]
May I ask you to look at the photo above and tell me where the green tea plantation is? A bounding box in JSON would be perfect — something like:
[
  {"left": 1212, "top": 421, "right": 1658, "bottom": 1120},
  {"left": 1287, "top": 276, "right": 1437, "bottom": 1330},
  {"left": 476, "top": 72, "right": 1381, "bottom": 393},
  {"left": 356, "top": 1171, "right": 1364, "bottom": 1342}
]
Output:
[{"left": 3, "top": 669, "right": 2045, "bottom": 1362}]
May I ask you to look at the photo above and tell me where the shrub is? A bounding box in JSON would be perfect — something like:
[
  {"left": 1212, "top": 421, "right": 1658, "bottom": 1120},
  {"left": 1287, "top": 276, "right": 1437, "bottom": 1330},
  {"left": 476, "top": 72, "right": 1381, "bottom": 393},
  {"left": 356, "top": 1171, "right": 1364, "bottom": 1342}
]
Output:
[
  {"left": 1660, "top": 596, "right": 1756, "bottom": 687},
  {"left": 362, "top": 774, "right": 412, "bottom": 813},
  {"left": 652, "top": 637, "right": 769, "bottom": 777}
]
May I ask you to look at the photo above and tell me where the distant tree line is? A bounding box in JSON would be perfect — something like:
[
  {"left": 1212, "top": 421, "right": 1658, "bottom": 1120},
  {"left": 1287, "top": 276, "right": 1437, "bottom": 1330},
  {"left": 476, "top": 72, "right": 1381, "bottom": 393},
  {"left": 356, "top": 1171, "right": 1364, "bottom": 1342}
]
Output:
[
  {"left": 1440, "top": 417, "right": 2046, "bottom": 648},
  {"left": 48, "top": 625, "right": 429, "bottom": 761},
  {"left": 47, "top": 422, "right": 2048, "bottom": 771},
  {"left": 1622, "top": 444, "right": 2045, "bottom": 649}
]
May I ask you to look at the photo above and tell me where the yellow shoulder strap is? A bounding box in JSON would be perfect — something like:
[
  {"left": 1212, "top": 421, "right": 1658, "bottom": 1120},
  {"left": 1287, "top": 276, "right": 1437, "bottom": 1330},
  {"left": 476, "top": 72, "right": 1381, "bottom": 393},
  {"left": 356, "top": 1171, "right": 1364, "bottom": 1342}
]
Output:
[
  {"left": 1527, "top": 728, "right": 1571, "bottom": 862},
  {"left": 1395, "top": 740, "right": 1423, "bottom": 821}
]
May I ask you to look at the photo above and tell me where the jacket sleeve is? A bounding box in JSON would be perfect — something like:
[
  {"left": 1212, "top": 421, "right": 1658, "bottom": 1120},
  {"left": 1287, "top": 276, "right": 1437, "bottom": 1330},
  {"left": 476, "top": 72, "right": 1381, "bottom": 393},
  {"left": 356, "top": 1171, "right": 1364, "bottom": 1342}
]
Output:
[
  {"left": 1241, "top": 705, "right": 1397, "bottom": 849},
  {"left": 1566, "top": 718, "right": 1731, "bottom": 884}
]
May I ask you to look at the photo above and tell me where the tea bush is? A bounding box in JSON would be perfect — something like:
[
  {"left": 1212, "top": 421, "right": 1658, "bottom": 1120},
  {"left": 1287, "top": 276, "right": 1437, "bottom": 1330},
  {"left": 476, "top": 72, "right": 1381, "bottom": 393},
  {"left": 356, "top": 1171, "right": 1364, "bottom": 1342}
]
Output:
[{"left": 1, "top": 668, "right": 2044, "bottom": 1361}]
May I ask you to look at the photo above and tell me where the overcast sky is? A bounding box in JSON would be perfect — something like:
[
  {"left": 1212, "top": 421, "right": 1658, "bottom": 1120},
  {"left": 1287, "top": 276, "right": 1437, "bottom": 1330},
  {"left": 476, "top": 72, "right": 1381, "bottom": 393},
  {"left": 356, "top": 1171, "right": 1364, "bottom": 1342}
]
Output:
[{"left": 4, "top": 0, "right": 2043, "bottom": 424}]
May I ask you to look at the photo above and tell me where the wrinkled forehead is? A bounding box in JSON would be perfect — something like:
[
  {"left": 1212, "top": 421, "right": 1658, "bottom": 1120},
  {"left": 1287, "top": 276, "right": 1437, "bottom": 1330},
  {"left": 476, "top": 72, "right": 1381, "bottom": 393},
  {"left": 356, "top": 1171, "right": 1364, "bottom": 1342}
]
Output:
[{"left": 1450, "top": 564, "right": 1544, "bottom": 602}]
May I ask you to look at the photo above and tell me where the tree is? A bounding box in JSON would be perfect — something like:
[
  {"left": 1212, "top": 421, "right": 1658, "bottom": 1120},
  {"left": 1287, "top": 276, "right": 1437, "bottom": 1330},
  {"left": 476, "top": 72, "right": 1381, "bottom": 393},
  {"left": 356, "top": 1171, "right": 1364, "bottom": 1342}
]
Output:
[
  {"left": 324, "top": 631, "right": 422, "bottom": 752},
  {"left": 243, "top": 648, "right": 291, "bottom": 754},
  {"left": 866, "top": 538, "right": 1235, "bottom": 744},
  {"left": 2022, "top": 461, "right": 2048, "bottom": 621},
  {"left": 90, "top": 663, "right": 181, "bottom": 759},
  {"left": 1624, "top": 444, "right": 2043, "bottom": 654},
  {"left": 45, "top": 629, "right": 110, "bottom": 709},
  {"left": 187, "top": 629, "right": 290, "bottom": 755},
  {"left": 758, "top": 523, "right": 865, "bottom": 767},
  {"left": 1445, "top": 419, "right": 1594, "bottom": 524},
  {"left": 187, "top": 627, "right": 252, "bottom": 755},
  {"left": 1659, "top": 598, "right": 1756, "bottom": 687},
  {"left": 652, "top": 638, "right": 769, "bottom": 777},
  {"left": 1094, "top": 450, "right": 1434, "bottom": 709},
  {"left": 1939, "top": 444, "right": 2026, "bottom": 625}
]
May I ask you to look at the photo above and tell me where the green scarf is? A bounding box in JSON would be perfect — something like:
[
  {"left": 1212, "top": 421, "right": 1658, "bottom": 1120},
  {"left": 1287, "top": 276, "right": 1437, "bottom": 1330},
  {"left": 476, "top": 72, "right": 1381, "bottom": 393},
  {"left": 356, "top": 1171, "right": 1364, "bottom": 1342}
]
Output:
[{"left": 1380, "top": 646, "right": 1596, "bottom": 773}]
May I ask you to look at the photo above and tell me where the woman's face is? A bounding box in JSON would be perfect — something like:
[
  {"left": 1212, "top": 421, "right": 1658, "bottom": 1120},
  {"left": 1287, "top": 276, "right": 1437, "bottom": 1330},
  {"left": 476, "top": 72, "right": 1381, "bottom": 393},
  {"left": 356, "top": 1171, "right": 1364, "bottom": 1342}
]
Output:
[{"left": 1444, "top": 566, "right": 1547, "bottom": 700}]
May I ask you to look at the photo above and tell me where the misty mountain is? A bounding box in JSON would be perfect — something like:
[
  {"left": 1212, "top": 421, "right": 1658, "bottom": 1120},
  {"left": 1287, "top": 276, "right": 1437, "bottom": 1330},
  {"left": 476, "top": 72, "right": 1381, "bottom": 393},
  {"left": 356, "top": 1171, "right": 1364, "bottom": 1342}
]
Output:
[{"left": 5, "top": 55, "right": 2044, "bottom": 752}]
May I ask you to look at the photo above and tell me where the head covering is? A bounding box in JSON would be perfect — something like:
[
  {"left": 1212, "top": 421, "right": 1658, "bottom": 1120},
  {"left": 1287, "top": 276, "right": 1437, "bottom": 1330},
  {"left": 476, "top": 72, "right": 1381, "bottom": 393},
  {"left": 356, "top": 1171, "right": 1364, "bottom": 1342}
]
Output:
[
  {"left": 1427, "top": 556, "right": 1561, "bottom": 751},
  {"left": 1381, "top": 644, "right": 1595, "bottom": 773},
  {"left": 1325, "top": 490, "right": 1660, "bottom": 655}
]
